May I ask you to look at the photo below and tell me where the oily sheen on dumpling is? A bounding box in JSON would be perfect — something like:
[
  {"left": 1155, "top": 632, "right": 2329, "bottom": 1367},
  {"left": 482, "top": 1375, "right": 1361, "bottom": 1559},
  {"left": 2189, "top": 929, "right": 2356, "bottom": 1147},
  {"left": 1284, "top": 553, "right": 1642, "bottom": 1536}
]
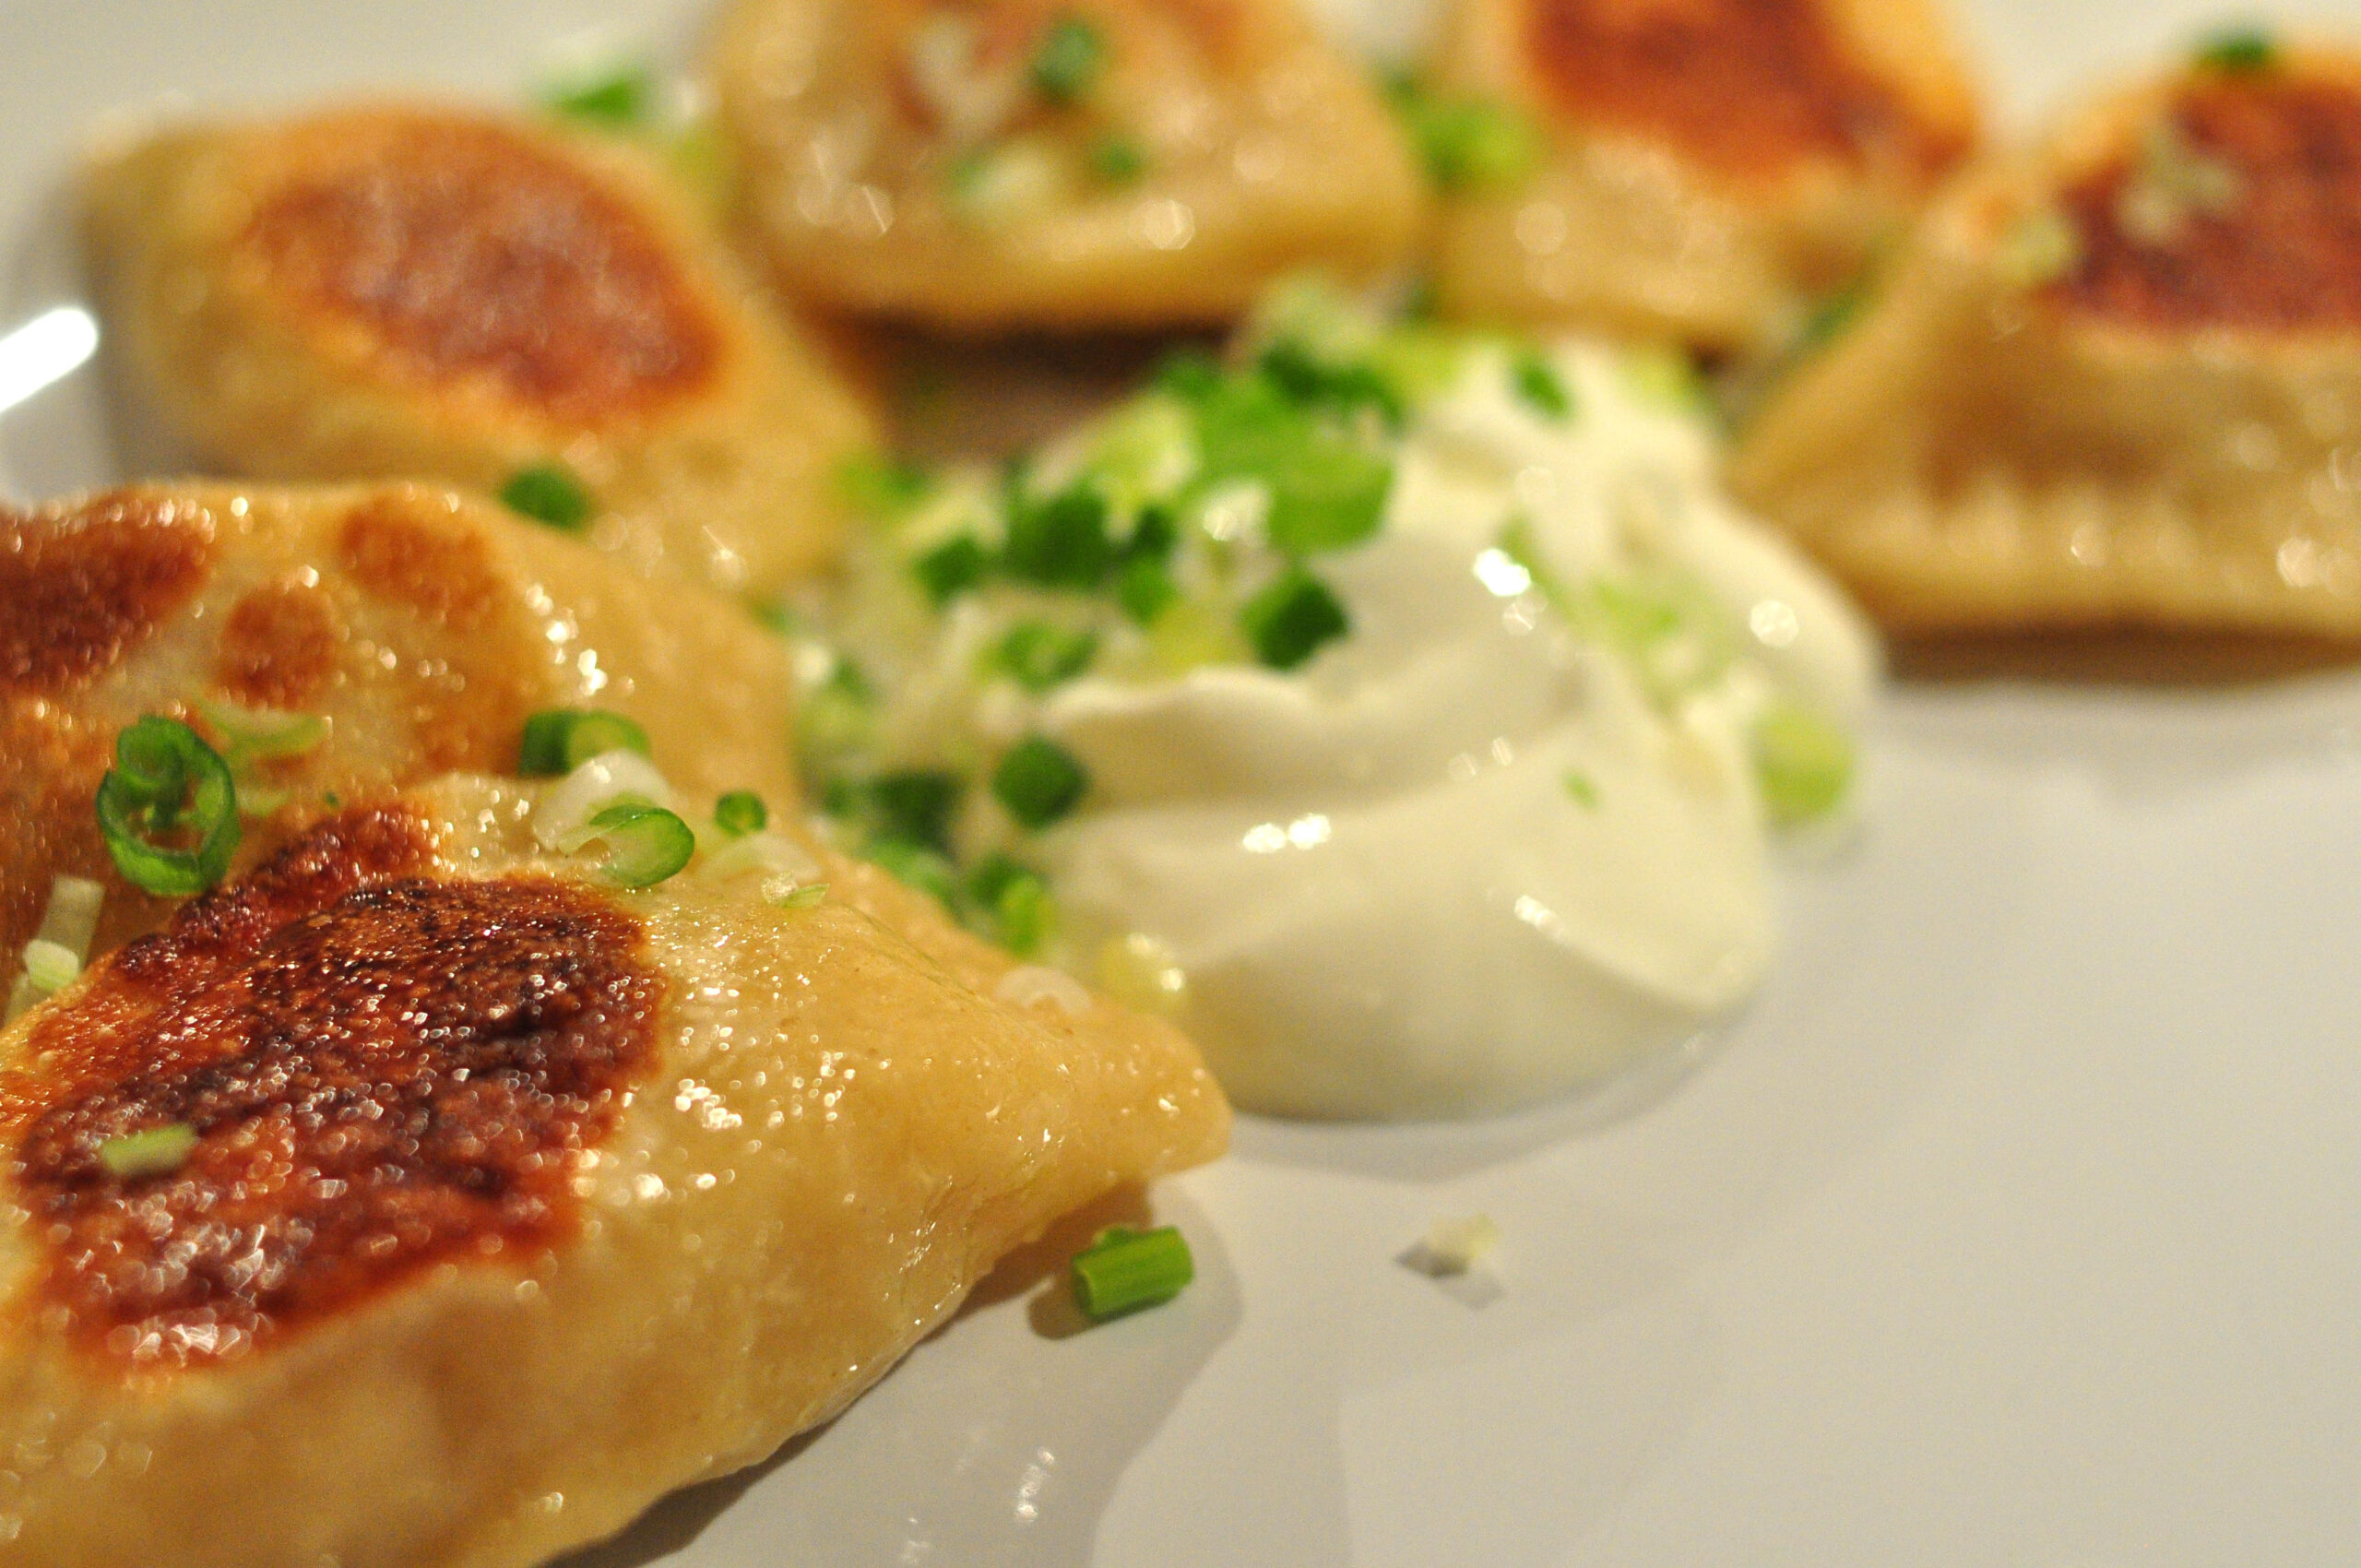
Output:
[
  {"left": 85, "top": 105, "right": 875, "bottom": 590},
  {"left": 711, "top": 0, "right": 1425, "bottom": 327},
  {"left": 1429, "top": 0, "right": 1977, "bottom": 353},
  {"left": 1731, "top": 46, "right": 2361, "bottom": 635},
  {"left": 0, "top": 777, "right": 1228, "bottom": 1567},
  {"left": 0, "top": 481, "right": 796, "bottom": 964}
]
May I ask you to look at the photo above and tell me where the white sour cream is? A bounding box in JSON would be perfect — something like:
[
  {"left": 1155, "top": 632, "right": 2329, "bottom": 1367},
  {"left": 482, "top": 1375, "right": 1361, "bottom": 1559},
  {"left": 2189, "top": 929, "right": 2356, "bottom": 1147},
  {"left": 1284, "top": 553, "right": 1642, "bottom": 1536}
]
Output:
[{"left": 828, "top": 334, "right": 1879, "bottom": 1120}]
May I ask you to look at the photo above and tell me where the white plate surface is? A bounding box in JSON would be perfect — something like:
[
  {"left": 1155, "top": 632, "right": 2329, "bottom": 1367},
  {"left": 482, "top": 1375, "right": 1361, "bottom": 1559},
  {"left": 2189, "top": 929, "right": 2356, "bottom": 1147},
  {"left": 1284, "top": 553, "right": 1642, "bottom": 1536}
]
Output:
[{"left": 3, "top": 1, "right": 2359, "bottom": 1562}]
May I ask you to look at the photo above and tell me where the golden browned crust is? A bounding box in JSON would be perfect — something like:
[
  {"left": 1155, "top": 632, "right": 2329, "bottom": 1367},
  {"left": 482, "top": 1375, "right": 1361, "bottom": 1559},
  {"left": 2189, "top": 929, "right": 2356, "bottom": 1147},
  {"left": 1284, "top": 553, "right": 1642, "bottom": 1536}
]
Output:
[
  {"left": 0, "top": 493, "right": 215, "bottom": 692},
  {"left": 240, "top": 114, "right": 723, "bottom": 425},
  {"left": 4, "top": 806, "right": 660, "bottom": 1368},
  {"left": 2047, "top": 72, "right": 2361, "bottom": 331},
  {"left": 1524, "top": 0, "right": 1966, "bottom": 184},
  {"left": 0, "top": 481, "right": 801, "bottom": 967}
]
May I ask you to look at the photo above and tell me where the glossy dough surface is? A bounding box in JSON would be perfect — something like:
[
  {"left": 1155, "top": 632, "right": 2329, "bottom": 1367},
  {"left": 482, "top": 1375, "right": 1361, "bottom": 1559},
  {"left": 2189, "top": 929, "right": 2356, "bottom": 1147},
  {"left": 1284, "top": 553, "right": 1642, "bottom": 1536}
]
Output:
[
  {"left": 712, "top": 0, "right": 1424, "bottom": 327},
  {"left": 1430, "top": 0, "right": 1976, "bottom": 351},
  {"left": 0, "top": 481, "right": 797, "bottom": 962},
  {"left": 0, "top": 778, "right": 1228, "bottom": 1566},
  {"left": 85, "top": 105, "right": 875, "bottom": 590},
  {"left": 1732, "top": 50, "right": 2361, "bottom": 635}
]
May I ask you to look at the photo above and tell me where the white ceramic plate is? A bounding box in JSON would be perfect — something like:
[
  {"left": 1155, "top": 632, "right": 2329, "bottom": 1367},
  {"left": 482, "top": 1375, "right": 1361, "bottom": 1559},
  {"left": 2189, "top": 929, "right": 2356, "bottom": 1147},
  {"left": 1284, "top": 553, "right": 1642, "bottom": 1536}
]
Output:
[{"left": 5, "top": 1, "right": 2361, "bottom": 1562}]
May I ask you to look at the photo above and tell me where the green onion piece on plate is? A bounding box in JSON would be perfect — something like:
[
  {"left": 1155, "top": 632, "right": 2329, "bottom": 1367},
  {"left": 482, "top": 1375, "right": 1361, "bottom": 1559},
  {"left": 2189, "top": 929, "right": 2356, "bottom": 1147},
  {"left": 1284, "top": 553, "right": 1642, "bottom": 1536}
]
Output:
[
  {"left": 500, "top": 464, "right": 594, "bottom": 531},
  {"left": 97, "top": 1123, "right": 198, "bottom": 1181},
  {"left": 714, "top": 790, "right": 768, "bottom": 837},
  {"left": 1240, "top": 567, "right": 1350, "bottom": 671},
  {"left": 993, "top": 736, "right": 1090, "bottom": 830},
  {"left": 1070, "top": 1224, "right": 1194, "bottom": 1322},
  {"left": 576, "top": 802, "right": 696, "bottom": 888},
  {"left": 95, "top": 716, "right": 242, "bottom": 897},
  {"left": 519, "top": 709, "right": 653, "bottom": 777},
  {"left": 1003, "top": 486, "right": 1116, "bottom": 588},
  {"left": 1031, "top": 14, "right": 1107, "bottom": 102}
]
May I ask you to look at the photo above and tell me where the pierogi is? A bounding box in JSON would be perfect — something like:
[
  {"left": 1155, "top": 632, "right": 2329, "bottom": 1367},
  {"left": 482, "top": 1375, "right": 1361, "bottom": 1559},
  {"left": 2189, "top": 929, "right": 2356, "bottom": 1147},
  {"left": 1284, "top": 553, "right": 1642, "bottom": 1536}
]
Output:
[
  {"left": 1732, "top": 44, "right": 2361, "bottom": 635},
  {"left": 710, "top": 0, "right": 1425, "bottom": 327},
  {"left": 1427, "top": 0, "right": 1977, "bottom": 353},
  {"left": 0, "top": 481, "right": 796, "bottom": 964},
  {"left": 85, "top": 105, "right": 875, "bottom": 591},
  {"left": 0, "top": 778, "right": 1228, "bottom": 1567}
]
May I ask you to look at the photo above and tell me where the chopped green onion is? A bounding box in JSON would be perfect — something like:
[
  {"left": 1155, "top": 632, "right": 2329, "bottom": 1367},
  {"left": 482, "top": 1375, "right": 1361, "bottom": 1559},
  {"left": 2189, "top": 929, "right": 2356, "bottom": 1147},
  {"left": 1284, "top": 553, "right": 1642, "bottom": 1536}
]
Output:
[
  {"left": 1385, "top": 75, "right": 1541, "bottom": 193},
  {"left": 865, "top": 770, "right": 965, "bottom": 852},
  {"left": 714, "top": 790, "right": 768, "bottom": 837},
  {"left": 750, "top": 599, "right": 801, "bottom": 636},
  {"left": 1003, "top": 486, "right": 1116, "bottom": 588},
  {"left": 1117, "top": 558, "right": 1180, "bottom": 625},
  {"left": 574, "top": 802, "right": 696, "bottom": 887},
  {"left": 1069, "top": 1224, "right": 1193, "bottom": 1322},
  {"left": 1190, "top": 374, "right": 1394, "bottom": 555},
  {"left": 1619, "top": 346, "right": 1714, "bottom": 419},
  {"left": 839, "top": 454, "right": 932, "bottom": 518},
  {"left": 1239, "top": 567, "right": 1349, "bottom": 671},
  {"left": 1030, "top": 14, "right": 1107, "bottom": 103},
  {"left": 6, "top": 875, "right": 104, "bottom": 1023},
  {"left": 520, "top": 709, "right": 652, "bottom": 777},
  {"left": 912, "top": 533, "right": 991, "bottom": 606},
  {"left": 992, "top": 736, "right": 1089, "bottom": 830},
  {"left": 1124, "top": 504, "right": 1180, "bottom": 563},
  {"left": 967, "top": 853, "right": 1053, "bottom": 956},
  {"left": 774, "top": 883, "right": 829, "bottom": 910},
  {"left": 1259, "top": 339, "right": 1406, "bottom": 427},
  {"left": 864, "top": 837, "right": 961, "bottom": 907},
  {"left": 95, "top": 717, "right": 242, "bottom": 897},
  {"left": 798, "top": 659, "right": 877, "bottom": 770},
  {"left": 1797, "top": 281, "right": 1868, "bottom": 352},
  {"left": 97, "top": 1123, "right": 198, "bottom": 1181},
  {"left": 544, "top": 63, "right": 657, "bottom": 126},
  {"left": 993, "top": 622, "right": 1098, "bottom": 693},
  {"left": 1562, "top": 770, "right": 1600, "bottom": 810},
  {"left": 1088, "top": 135, "right": 1148, "bottom": 184},
  {"left": 1751, "top": 701, "right": 1856, "bottom": 826},
  {"left": 500, "top": 464, "right": 594, "bottom": 531},
  {"left": 196, "top": 699, "right": 328, "bottom": 765},
  {"left": 2193, "top": 26, "right": 2276, "bottom": 73},
  {"left": 1511, "top": 350, "right": 1572, "bottom": 421}
]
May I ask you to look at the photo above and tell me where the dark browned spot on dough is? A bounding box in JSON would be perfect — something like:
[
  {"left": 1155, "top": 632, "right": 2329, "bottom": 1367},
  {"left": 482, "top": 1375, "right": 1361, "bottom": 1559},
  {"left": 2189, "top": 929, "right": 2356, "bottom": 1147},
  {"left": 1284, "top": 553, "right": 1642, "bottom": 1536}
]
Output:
[
  {"left": 217, "top": 579, "right": 345, "bottom": 710},
  {"left": 4, "top": 805, "right": 661, "bottom": 1366},
  {"left": 0, "top": 493, "right": 213, "bottom": 693},
  {"left": 1525, "top": 0, "right": 1964, "bottom": 183},
  {"left": 243, "top": 114, "right": 722, "bottom": 424},
  {"left": 2047, "top": 74, "right": 2361, "bottom": 330}
]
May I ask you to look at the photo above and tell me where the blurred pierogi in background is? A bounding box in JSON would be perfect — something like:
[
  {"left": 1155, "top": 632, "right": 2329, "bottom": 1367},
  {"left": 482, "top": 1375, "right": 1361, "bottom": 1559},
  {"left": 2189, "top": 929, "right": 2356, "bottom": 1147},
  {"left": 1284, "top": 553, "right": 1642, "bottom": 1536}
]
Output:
[
  {"left": 0, "top": 481, "right": 797, "bottom": 966},
  {"left": 84, "top": 104, "right": 873, "bottom": 592},
  {"left": 1422, "top": 0, "right": 1977, "bottom": 355},
  {"left": 709, "top": 0, "right": 1426, "bottom": 327},
  {"left": 1733, "top": 39, "right": 2361, "bottom": 636}
]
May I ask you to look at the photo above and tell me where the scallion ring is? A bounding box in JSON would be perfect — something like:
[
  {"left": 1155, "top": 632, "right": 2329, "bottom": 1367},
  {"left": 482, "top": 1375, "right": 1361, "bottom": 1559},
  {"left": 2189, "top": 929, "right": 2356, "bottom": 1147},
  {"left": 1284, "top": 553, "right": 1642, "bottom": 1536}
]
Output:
[
  {"left": 95, "top": 717, "right": 242, "bottom": 896},
  {"left": 520, "top": 709, "right": 653, "bottom": 777},
  {"left": 572, "top": 802, "right": 696, "bottom": 888},
  {"left": 1070, "top": 1224, "right": 1194, "bottom": 1322},
  {"left": 714, "top": 790, "right": 768, "bottom": 837}
]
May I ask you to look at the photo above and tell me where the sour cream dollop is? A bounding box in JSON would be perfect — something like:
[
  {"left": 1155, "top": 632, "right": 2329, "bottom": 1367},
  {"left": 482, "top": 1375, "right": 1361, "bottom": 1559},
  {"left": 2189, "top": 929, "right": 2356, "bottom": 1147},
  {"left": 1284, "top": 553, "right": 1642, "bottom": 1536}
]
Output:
[{"left": 808, "top": 292, "right": 1878, "bottom": 1118}]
